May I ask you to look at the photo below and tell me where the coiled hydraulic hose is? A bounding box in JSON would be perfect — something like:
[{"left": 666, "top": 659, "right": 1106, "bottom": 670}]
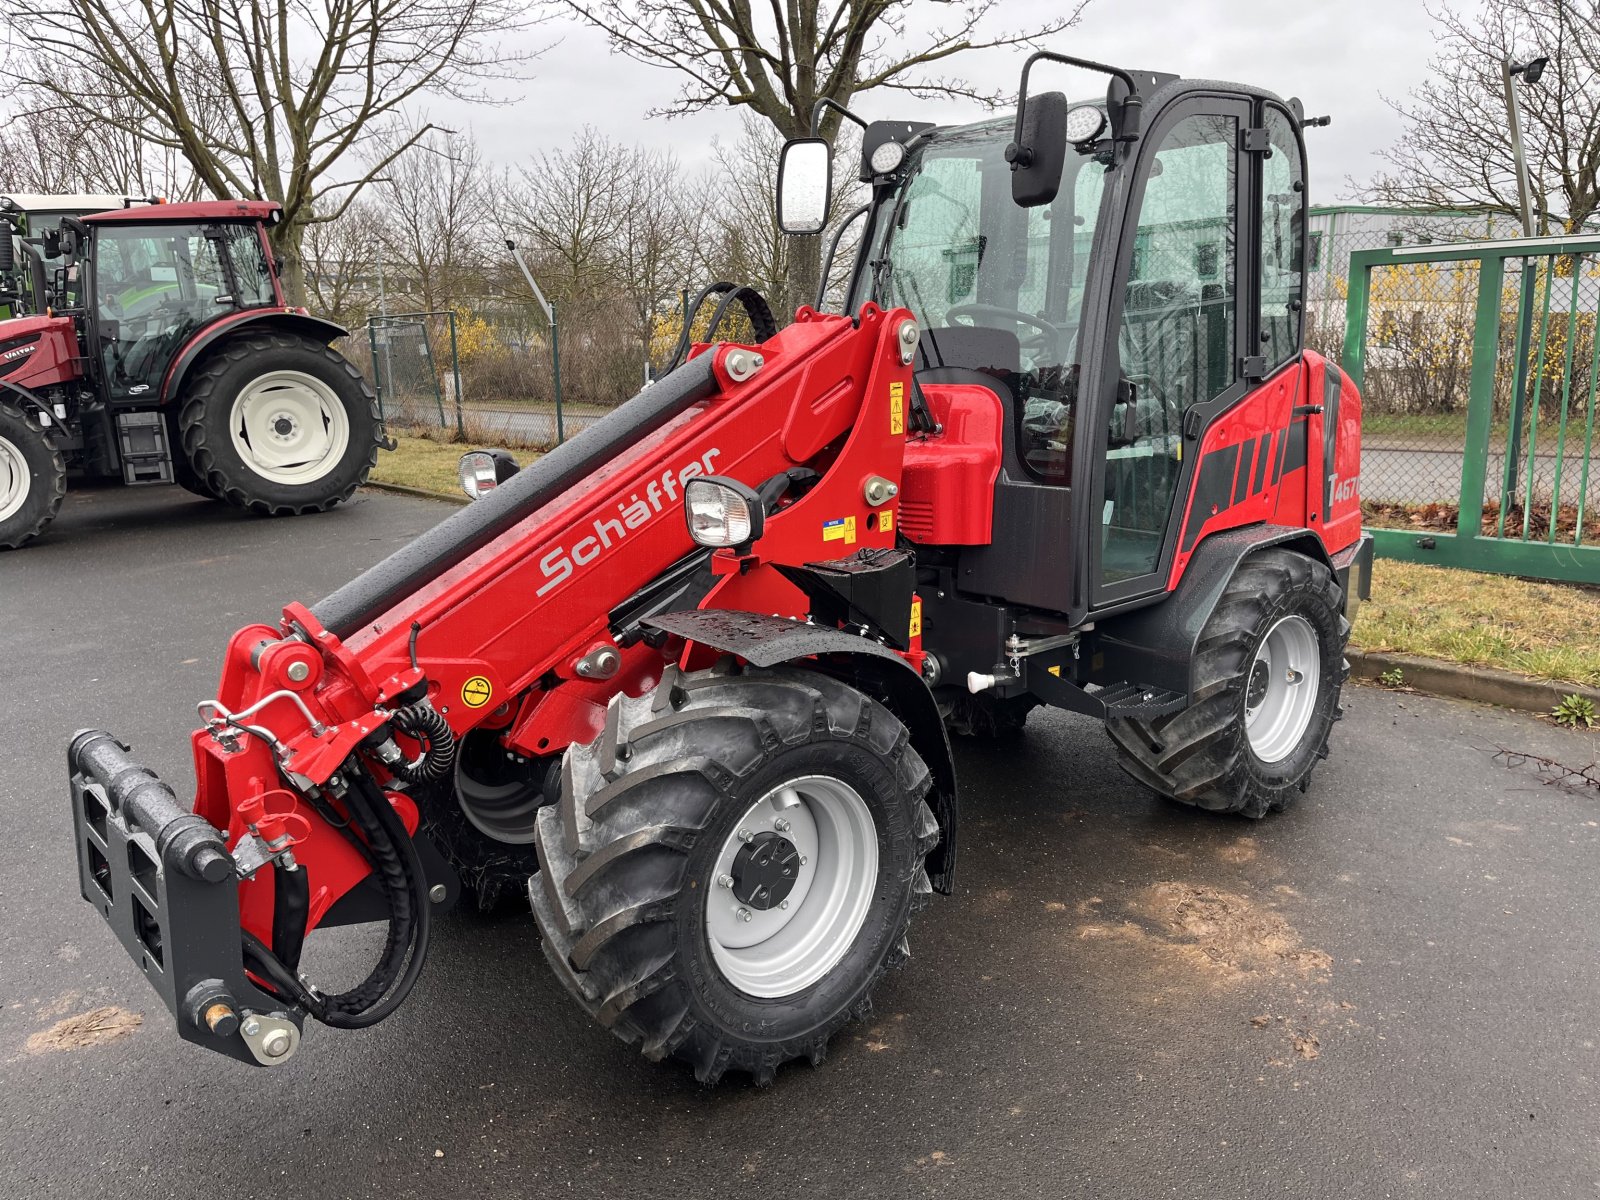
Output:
[{"left": 390, "top": 701, "right": 457, "bottom": 785}]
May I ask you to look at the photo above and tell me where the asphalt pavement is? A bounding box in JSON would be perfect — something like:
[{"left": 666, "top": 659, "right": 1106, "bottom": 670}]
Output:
[{"left": 4, "top": 482, "right": 1600, "bottom": 1199}]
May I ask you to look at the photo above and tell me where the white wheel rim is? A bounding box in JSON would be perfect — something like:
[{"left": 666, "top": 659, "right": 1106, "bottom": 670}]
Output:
[
  {"left": 228, "top": 370, "right": 350, "bottom": 486},
  {"left": 1244, "top": 614, "right": 1322, "bottom": 763},
  {"left": 0, "top": 434, "right": 29, "bottom": 523},
  {"left": 706, "top": 775, "right": 879, "bottom": 999}
]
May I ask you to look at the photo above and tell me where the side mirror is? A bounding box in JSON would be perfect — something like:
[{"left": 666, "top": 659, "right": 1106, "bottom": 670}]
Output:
[
  {"left": 777, "top": 138, "right": 832, "bottom": 235},
  {"left": 1006, "top": 91, "right": 1069, "bottom": 208}
]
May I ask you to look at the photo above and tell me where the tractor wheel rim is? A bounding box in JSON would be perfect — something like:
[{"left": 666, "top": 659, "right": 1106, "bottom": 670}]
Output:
[
  {"left": 706, "top": 774, "right": 878, "bottom": 999},
  {"left": 1244, "top": 613, "right": 1321, "bottom": 764},
  {"left": 0, "top": 434, "right": 30, "bottom": 524},
  {"left": 228, "top": 370, "right": 350, "bottom": 486}
]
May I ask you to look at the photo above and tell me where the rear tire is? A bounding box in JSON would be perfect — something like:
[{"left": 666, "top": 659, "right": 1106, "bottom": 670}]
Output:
[
  {"left": 0, "top": 403, "right": 66, "bottom": 550},
  {"left": 1106, "top": 548, "right": 1348, "bottom": 818},
  {"left": 179, "top": 331, "right": 379, "bottom": 515},
  {"left": 530, "top": 663, "right": 940, "bottom": 1085}
]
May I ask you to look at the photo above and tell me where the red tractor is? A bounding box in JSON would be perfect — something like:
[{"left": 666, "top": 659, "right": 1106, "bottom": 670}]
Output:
[
  {"left": 67, "top": 55, "right": 1370, "bottom": 1085},
  {"left": 0, "top": 199, "right": 381, "bottom": 549}
]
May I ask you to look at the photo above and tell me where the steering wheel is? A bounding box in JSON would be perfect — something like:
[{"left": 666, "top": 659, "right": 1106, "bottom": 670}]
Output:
[{"left": 944, "top": 303, "right": 1065, "bottom": 357}]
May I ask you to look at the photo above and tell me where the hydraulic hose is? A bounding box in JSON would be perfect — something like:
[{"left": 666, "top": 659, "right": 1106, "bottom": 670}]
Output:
[
  {"left": 271, "top": 863, "right": 310, "bottom": 973},
  {"left": 244, "top": 766, "right": 432, "bottom": 1030},
  {"left": 315, "top": 771, "right": 432, "bottom": 1028},
  {"left": 390, "top": 701, "right": 456, "bottom": 785}
]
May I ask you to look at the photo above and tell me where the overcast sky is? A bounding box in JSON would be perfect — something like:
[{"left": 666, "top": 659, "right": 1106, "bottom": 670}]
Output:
[{"left": 441, "top": 0, "right": 1457, "bottom": 203}]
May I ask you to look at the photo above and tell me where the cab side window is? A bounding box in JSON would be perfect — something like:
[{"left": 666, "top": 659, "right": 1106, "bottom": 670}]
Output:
[{"left": 1259, "top": 108, "right": 1305, "bottom": 369}]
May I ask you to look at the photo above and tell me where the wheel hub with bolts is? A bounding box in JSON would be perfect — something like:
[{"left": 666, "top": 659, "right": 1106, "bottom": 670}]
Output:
[
  {"left": 1244, "top": 613, "right": 1322, "bottom": 764},
  {"left": 729, "top": 830, "right": 801, "bottom": 910},
  {"left": 228, "top": 370, "right": 350, "bottom": 486},
  {"left": 706, "top": 775, "right": 878, "bottom": 999}
]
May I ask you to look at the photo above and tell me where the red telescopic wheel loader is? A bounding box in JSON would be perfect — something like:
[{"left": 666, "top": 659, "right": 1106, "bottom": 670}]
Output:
[{"left": 67, "top": 54, "right": 1371, "bottom": 1084}]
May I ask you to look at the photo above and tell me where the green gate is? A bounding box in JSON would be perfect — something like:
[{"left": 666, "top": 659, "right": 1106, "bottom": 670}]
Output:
[{"left": 1342, "top": 234, "right": 1600, "bottom": 585}]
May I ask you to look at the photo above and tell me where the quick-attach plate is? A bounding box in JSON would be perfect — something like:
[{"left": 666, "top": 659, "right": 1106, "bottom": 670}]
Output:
[{"left": 69, "top": 752, "right": 303, "bottom": 1067}]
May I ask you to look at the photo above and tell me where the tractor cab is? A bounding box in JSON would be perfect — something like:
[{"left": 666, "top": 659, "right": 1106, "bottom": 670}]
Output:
[
  {"left": 73, "top": 203, "right": 285, "bottom": 402},
  {"left": 782, "top": 56, "right": 1317, "bottom": 624}
]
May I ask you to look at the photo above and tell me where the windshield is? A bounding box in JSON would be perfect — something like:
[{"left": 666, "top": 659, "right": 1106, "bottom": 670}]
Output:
[{"left": 875, "top": 117, "right": 1110, "bottom": 483}]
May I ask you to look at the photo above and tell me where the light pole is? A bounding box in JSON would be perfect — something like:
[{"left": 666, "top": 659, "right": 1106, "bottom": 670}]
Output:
[
  {"left": 1501, "top": 53, "right": 1549, "bottom": 508},
  {"left": 506, "top": 239, "right": 564, "bottom": 444}
]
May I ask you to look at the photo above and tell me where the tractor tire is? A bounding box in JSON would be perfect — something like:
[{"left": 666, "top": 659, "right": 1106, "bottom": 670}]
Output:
[
  {"left": 178, "top": 331, "right": 379, "bottom": 516},
  {"left": 165, "top": 410, "right": 217, "bottom": 499},
  {"left": 0, "top": 403, "right": 66, "bottom": 550},
  {"left": 1106, "top": 548, "right": 1348, "bottom": 818},
  {"left": 530, "top": 663, "right": 941, "bottom": 1085},
  {"left": 414, "top": 727, "right": 551, "bottom": 913}
]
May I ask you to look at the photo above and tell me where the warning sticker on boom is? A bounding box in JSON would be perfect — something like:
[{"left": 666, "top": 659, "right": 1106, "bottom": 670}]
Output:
[
  {"left": 822, "top": 516, "right": 857, "bottom": 545},
  {"left": 461, "top": 675, "right": 493, "bottom": 708},
  {"left": 889, "top": 382, "right": 905, "bottom": 436}
]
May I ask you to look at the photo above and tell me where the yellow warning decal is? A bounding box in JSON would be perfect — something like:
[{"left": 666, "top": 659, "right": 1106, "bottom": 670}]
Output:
[
  {"left": 822, "top": 516, "right": 857, "bottom": 545},
  {"left": 880, "top": 509, "right": 895, "bottom": 534},
  {"left": 1047, "top": 664, "right": 1062, "bottom": 677},
  {"left": 461, "top": 675, "right": 493, "bottom": 708},
  {"left": 889, "top": 381, "right": 905, "bottom": 436},
  {"left": 909, "top": 596, "right": 922, "bottom": 640}
]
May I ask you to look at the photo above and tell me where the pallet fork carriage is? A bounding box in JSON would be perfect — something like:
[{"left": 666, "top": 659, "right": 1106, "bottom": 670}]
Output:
[{"left": 68, "top": 51, "right": 1371, "bottom": 1084}]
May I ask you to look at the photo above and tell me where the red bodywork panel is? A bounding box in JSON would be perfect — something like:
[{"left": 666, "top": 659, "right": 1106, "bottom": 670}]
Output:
[
  {"left": 0, "top": 314, "right": 79, "bottom": 391},
  {"left": 190, "top": 305, "right": 921, "bottom": 947},
  {"left": 1168, "top": 350, "right": 1362, "bottom": 588},
  {"left": 900, "top": 384, "right": 1003, "bottom": 545}
]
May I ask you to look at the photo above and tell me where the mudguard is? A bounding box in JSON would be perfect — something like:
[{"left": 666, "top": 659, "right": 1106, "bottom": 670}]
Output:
[
  {"left": 1088, "top": 524, "right": 1335, "bottom": 698},
  {"left": 159, "top": 310, "right": 350, "bottom": 406}
]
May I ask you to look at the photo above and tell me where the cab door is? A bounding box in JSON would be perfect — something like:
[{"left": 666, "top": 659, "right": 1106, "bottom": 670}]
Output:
[{"left": 1086, "top": 96, "right": 1252, "bottom": 607}]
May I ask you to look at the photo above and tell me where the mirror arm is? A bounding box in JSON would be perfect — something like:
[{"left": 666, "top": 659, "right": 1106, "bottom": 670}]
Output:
[
  {"left": 817, "top": 203, "right": 871, "bottom": 311},
  {"left": 1010, "top": 50, "right": 1144, "bottom": 162},
  {"left": 811, "top": 97, "right": 870, "bottom": 138}
]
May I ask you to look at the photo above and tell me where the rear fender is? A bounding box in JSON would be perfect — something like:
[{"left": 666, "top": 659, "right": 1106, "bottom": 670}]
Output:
[
  {"left": 160, "top": 311, "right": 348, "bottom": 405},
  {"left": 644, "top": 609, "right": 958, "bottom": 893},
  {"left": 1088, "top": 524, "right": 1332, "bottom": 697}
]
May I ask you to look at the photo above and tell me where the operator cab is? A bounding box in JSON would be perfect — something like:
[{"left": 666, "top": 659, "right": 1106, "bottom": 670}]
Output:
[
  {"left": 76, "top": 206, "right": 283, "bottom": 401},
  {"left": 782, "top": 57, "right": 1310, "bottom": 622}
]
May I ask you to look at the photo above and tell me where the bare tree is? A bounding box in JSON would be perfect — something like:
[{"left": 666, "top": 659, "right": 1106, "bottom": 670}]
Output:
[
  {"left": 6, "top": 0, "right": 536, "bottom": 303},
  {"left": 0, "top": 71, "right": 201, "bottom": 198},
  {"left": 371, "top": 132, "right": 494, "bottom": 314},
  {"left": 1368, "top": 1, "right": 1600, "bottom": 234},
  {"left": 556, "top": 0, "right": 1089, "bottom": 302},
  {"left": 302, "top": 199, "right": 386, "bottom": 328}
]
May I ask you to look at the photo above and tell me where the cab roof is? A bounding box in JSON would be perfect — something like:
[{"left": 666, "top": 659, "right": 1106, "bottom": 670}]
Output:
[{"left": 80, "top": 200, "right": 282, "bottom": 225}]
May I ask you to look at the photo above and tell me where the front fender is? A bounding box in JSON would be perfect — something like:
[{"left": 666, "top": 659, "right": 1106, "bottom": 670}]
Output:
[
  {"left": 645, "top": 609, "right": 958, "bottom": 894},
  {"left": 159, "top": 310, "right": 350, "bottom": 406}
]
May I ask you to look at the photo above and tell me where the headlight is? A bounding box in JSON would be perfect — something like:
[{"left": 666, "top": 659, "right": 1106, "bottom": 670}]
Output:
[
  {"left": 1065, "top": 104, "right": 1108, "bottom": 145},
  {"left": 458, "top": 449, "right": 519, "bottom": 500},
  {"left": 685, "top": 477, "right": 765, "bottom": 548},
  {"left": 869, "top": 140, "right": 906, "bottom": 175}
]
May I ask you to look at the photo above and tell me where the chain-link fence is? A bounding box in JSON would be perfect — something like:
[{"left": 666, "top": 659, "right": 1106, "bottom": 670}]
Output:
[{"left": 1342, "top": 233, "right": 1600, "bottom": 583}]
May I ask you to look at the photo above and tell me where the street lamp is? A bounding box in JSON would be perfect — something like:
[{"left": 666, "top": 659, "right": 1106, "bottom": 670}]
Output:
[
  {"left": 1500, "top": 52, "right": 1550, "bottom": 506},
  {"left": 505, "top": 239, "right": 565, "bottom": 444}
]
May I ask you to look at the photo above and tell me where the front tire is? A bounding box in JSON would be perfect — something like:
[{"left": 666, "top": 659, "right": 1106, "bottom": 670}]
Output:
[
  {"left": 0, "top": 404, "right": 66, "bottom": 550},
  {"left": 179, "top": 331, "right": 379, "bottom": 515},
  {"left": 1106, "top": 548, "right": 1348, "bottom": 818},
  {"left": 530, "top": 663, "right": 940, "bottom": 1085}
]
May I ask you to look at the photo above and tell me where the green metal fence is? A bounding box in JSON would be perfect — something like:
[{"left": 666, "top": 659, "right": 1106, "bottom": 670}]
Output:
[
  {"left": 1342, "top": 235, "right": 1600, "bottom": 585},
  {"left": 367, "top": 311, "right": 465, "bottom": 439}
]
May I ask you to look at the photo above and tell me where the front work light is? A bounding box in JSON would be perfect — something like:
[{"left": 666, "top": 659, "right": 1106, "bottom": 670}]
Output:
[
  {"left": 685, "top": 476, "right": 765, "bottom": 548},
  {"left": 869, "top": 140, "right": 907, "bottom": 175},
  {"left": 1064, "top": 104, "right": 1107, "bottom": 145},
  {"left": 458, "top": 448, "right": 520, "bottom": 499}
]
